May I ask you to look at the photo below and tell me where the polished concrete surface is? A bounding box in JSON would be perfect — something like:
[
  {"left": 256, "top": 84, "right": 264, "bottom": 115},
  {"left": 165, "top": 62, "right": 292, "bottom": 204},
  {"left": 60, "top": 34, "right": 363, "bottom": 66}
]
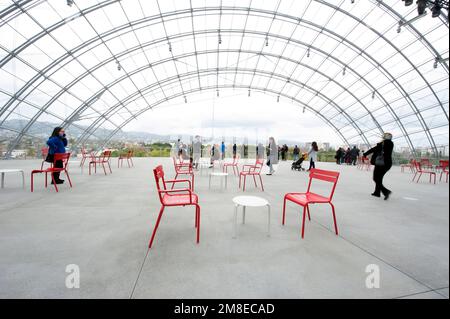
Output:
[{"left": 0, "top": 157, "right": 448, "bottom": 299}]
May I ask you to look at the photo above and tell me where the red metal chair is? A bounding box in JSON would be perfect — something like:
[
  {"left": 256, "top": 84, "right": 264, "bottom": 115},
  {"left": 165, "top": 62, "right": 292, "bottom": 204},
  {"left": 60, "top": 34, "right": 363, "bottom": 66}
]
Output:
[
  {"left": 438, "top": 160, "right": 449, "bottom": 183},
  {"left": 89, "top": 150, "right": 112, "bottom": 175},
  {"left": 223, "top": 154, "right": 240, "bottom": 176},
  {"left": 31, "top": 153, "right": 73, "bottom": 192},
  {"left": 282, "top": 168, "right": 340, "bottom": 239},
  {"left": 118, "top": 150, "right": 134, "bottom": 168},
  {"left": 362, "top": 157, "right": 371, "bottom": 171},
  {"left": 172, "top": 157, "right": 194, "bottom": 191},
  {"left": 239, "top": 159, "right": 264, "bottom": 191},
  {"left": 412, "top": 161, "right": 436, "bottom": 184},
  {"left": 80, "top": 147, "right": 94, "bottom": 168},
  {"left": 40, "top": 147, "right": 50, "bottom": 170},
  {"left": 420, "top": 158, "right": 434, "bottom": 171},
  {"left": 148, "top": 165, "right": 200, "bottom": 249},
  {"left": 401, "top": 159, "right": 415, "bottom": 173}
]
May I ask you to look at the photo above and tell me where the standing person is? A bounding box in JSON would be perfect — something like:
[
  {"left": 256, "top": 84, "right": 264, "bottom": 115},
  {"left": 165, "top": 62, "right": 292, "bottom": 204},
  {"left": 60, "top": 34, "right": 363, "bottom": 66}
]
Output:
[
  {"left": 350, "top": 146, "right": 360, "bottom": 166},
  {"left": 221, "top": 141, "right": 226, "bottom": 160},
  {"left": 233, "top": 143, "right": 237, "bottom": 158},
  {"left": 335, "top": 148, "right": 342, "bottom": 165},
  {"left": 293, "top": 145, "right": 300, "bottom": 162},
  {"left": 257, "top": 143, "right": 265, "bottom": 160},
  {"left": 177, "top": 139, "right": 183, "bottom": 159},
  {"left": 46, "top": 127, "right": 67, "bottom": 184},
  {"left": 307, "top": 142, "right": 319, "bottom": 171},
  {"left": 267, "top": 137, "right": 279, "bottom": 175},
  {"left": 364, "top": 133, "right": 394, "bottom": 200},
  {"left": 193, "top": 136, "right": 202, "bottom": 169}
]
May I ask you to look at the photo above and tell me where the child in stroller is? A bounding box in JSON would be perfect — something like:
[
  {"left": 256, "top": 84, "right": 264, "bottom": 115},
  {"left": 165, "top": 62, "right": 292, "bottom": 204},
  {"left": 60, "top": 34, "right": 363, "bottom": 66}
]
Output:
[{"left": 292, "top": 153, "right": 307, "bottom": 171}]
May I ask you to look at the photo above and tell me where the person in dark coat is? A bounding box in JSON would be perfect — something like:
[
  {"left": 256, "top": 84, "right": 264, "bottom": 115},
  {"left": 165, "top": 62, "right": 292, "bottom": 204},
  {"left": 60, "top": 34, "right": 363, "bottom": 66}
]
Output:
[
  {"left": 350, "top": 146, "right": 360, "bottom": 166},
  {"left": 46, "top": 127, "right": 68, "bottom": 184},
  {"left": 364, "top": 133, "right": 394, "bottom": 200}
]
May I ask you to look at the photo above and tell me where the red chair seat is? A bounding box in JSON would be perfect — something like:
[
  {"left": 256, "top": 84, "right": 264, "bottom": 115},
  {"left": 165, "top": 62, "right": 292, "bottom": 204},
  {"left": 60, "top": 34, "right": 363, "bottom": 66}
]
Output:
[
  {"left": 162, "top": 193, "right": 199, "bottom": 206},
  {"left": 240, "top": 171, "right": 259, "bottom": 176},
  {"left": 285, "top": 192, "right": 330, "bottom": 205}
]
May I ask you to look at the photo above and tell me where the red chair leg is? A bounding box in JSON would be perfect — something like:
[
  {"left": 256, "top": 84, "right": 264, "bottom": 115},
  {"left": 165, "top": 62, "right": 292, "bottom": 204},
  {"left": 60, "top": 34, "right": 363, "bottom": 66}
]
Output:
[
  {"left": 243, "top": 175, "right": 247, "bottom": 191},
  {"left": 65, "top": 170, "right": 73, "bottom": 187},
  {"left": 239, "top": 175, "right": 242, "bottom": 188},
  {"left": 102, "top": 163, "right": 107, "bottom": 175},
  {"left": 192, "top": 174, "right": 195, "bottom": 191},
  {"left": 51, "top": 173, "right": 59, "bottom": 193},
  {"left": 301, "top": 205, "right": 307, "bottom": 239},
  {"left": 306, "top": 204, "right": 311, "bottom": 221},
  {"left": 108, "top": 161, "right": 112, "bottom": 173},
  {"left": 259, "top": 175, "right": 264, "bottom": 192},
  {"left": 253, "top": 175, "right": 257, "bottom": 187},
  {"left": 149, "top": 206, "right": 165, "bottom": 249},
  {"left": 196, "top": 204, "right": 200, "bottom": 244},
  {"left": 31, "top": 173, "right": 34, "bottom": 192},
  {"left": 45, "top": 172, "right": 48, "bottom": 188},
  {"left": 329, "top": 203, "right": 339, "bottom": 235},
  {"left": 282, "top": 197, "right": 287, "bottom": 225}
]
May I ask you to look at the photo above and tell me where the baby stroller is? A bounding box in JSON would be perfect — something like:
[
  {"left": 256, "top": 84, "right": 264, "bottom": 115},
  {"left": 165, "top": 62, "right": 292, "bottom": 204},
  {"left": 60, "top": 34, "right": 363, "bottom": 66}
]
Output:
[{"left": 292, "top": 153, "right": 307, "bottom": 171}]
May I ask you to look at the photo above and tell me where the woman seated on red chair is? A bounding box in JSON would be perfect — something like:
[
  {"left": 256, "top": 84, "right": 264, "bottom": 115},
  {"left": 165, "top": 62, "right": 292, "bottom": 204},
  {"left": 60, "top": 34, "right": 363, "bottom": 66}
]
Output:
[{"left": 46, "top": 127, "right": 68, "bottom": 185}]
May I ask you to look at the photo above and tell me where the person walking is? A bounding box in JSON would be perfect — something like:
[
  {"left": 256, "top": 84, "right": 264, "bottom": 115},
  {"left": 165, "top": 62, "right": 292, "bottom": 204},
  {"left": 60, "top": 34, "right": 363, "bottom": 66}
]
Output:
[
  {"left": 307, "top": 142, "right": 319, "bottom": 171},
  {"left": 267, "top": 137, "right": 278, "bottom": 175},
  {"left": 364, "top": 133, "right": 394, "bottom": 200},
  {"left": 193, "top": 136, "right": 202, "bottom": 169},
  {"left": 233, "top": 143, "right": 237, "bottom": 158},
  {"left": 46, "top": 127, "right": 68, "bottom": 184}
]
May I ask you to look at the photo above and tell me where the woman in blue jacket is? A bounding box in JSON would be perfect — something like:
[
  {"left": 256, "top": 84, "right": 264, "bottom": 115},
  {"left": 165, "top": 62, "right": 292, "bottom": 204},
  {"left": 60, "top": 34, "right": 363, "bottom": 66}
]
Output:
[{"left": 46, "top": 127, "right": 68, "bottom": 184}]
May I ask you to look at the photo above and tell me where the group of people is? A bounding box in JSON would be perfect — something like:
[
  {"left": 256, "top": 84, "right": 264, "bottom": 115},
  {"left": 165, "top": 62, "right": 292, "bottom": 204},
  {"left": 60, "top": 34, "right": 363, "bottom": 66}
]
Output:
[
  {"left": 335, "top": 146, "right": 361, "bottom": 166},
  {"left": 45, "top": 128, "right": 394, "bottom": 201}
]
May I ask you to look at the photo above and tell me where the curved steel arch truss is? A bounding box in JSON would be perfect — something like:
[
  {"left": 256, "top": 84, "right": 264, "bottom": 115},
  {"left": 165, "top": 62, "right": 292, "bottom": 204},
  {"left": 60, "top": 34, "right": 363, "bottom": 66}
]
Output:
[{"left": 0, "top": 0, "right": 448, "bottom": 157}]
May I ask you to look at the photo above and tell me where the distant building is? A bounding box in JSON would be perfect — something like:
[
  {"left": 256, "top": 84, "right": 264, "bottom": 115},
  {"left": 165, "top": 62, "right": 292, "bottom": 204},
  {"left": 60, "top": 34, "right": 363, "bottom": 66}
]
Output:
[{"left": 11, "top": 150, "right": 27, "bottom": 158}]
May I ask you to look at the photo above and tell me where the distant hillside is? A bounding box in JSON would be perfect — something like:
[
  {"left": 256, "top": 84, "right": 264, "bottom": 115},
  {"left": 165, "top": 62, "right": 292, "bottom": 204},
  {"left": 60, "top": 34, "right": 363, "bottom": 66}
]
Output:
[
  {"left": 1, "top": 119, "right": 311, "bottom": 147},
  {"left": 0, "top": 119, "right": 171, "bottom": 142}
]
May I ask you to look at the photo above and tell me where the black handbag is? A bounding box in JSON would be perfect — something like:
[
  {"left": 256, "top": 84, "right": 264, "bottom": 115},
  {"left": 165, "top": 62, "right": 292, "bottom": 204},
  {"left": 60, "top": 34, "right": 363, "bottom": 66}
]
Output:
[
  {"left": 375, "top": 143, "right": 385, "bottom": 167},
  {"left": 45, "top": 153, "right": 54, "bottom": 163},
  {"left": 266, "top": 160, "right": 271, "bottom": 166}
]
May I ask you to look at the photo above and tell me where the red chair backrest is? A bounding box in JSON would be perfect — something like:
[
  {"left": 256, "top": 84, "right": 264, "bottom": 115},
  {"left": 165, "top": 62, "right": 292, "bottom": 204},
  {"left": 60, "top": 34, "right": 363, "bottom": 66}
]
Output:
[
  {"left": 101, "top": 150, "right": 112, "bottom": 160},
  {"left": 254, "top": 159, "right": 264, "bottom": 173},
  {"left": 233, "top": 154, "right": 240, "bottom": 165},
  {"left": 439, "top": 160, "right": 449, "bottom": 170},
  {"left": 154, "top": 165, "right": 167, "bottom": 204},
  {"left": 173, "top": 156, "right": 193, "bottom": 173},
  {"left": 307, "top": 168, "right": 340, "bottom": 201},
  {"left": 413, "top": 161, "right": 423, "bottom": 172},
  {"left": 53, "top": 153, "right": 71, "bottom": 169},
  {"left": 41, "top": 147, "right": 49, "bottom": 158}
]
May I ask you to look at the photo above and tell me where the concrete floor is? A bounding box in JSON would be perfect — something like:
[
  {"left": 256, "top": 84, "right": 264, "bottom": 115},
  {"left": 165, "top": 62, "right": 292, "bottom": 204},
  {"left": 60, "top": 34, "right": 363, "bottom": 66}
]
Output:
[{"left": 0, "top": 157, "right": 448, "bottom": 299}]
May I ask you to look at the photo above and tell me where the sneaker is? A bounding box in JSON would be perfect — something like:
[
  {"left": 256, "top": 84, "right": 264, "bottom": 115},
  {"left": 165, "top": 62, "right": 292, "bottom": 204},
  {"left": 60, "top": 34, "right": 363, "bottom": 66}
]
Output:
[{"left": 371, "top": 193, "right": 381, "bottom": 198}]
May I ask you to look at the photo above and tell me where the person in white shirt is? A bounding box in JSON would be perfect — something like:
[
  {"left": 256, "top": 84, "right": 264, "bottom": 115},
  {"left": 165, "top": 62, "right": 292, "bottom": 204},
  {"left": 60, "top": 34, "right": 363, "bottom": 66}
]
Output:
[{"left": 307, "top": 142, "right": 319, "bottom": 171}]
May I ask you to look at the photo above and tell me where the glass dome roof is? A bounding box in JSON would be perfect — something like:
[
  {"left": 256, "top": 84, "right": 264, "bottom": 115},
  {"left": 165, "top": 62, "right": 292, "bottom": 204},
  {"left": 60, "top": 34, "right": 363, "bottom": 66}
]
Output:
[{"left": 0, "top": 0, "right": 448, "bottom": 156}]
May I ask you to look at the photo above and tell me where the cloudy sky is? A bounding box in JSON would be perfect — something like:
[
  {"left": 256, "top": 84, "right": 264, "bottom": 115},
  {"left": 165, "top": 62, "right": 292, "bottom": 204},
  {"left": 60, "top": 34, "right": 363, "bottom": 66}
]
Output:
[{"left": 125, "top": 89, "right": 343, "bottom": 146}]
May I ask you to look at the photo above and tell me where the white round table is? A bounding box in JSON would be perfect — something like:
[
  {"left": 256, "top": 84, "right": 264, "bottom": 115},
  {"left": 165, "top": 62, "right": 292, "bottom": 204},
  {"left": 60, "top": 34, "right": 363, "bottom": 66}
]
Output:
[
  {"left": 209, "top": 172, "right": 229, "bottom": 189},
  {"left": 232, "top": 196, "right": 271, "bottom": 238}
]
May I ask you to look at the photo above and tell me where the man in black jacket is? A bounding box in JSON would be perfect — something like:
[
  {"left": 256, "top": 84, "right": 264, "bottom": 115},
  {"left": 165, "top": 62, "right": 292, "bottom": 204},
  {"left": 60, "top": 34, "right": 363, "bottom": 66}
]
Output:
[{"left": 363, "top": 133, "right": 394, "bottom": 200}]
